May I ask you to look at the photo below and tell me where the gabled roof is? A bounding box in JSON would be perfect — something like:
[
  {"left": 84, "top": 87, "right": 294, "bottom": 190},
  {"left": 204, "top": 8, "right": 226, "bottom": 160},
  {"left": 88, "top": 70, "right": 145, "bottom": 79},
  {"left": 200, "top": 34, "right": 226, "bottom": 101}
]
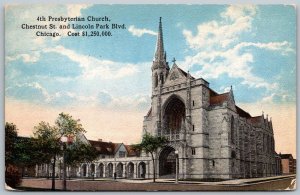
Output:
[
  {"left": 236, "top": 106, "right": 251, "bottom": 118},
  {"left": 177, "top": 66, "right": 195, "bottom": 79},
  {"left": 125, "top": 145, "right": 140, "bottom": 157},
  {"left": 209, "top": 90, "right": 252, "bottom": 119},
  {"left": 88, "top": 140, "right": 116, "bottom": 155},
  {"left": 247, "top": 116, "right": 263, "bottom": 124},
  {"left": 146, "top": 108, "right": 152, "bottom": 117},
  {"left": 279, "top": 154, "right": 294, "bottom": 159},
  {"left": 113, "top": 143, "right": 124, "bottom": 154},
  {"left": 210, "top": 92, "right": 229, "bottom": 106}
]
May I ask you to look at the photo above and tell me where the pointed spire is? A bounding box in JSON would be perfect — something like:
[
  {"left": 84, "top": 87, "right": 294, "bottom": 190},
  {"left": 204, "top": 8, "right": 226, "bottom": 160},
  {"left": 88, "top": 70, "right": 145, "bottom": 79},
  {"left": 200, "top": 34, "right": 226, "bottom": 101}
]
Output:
[{"left": 154, "top": 17, "right": 165, "bottom": 62}]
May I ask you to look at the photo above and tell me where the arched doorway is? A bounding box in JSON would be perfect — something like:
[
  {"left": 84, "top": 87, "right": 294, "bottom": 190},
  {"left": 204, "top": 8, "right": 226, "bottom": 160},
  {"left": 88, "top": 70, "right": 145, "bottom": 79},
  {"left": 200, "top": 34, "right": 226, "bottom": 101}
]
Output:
[
  {"left": 159, "top": 146, "right": 176, "bottom": 177},
  {"left": 81, "top": 164, "right": 87, "bottom": 177},
  {"left": 106, "top": 163, "right": 113, "bottom": 178},
  {"left": 163, "top": 96, "right": 185, "bottom": 138},
  {"left": 138, "top": 162, "right": 146, "bottom": 178},
  {"left": 127, "top": 162, "right": 134, "bottom": 178},
  {"left": 116, "top": 163, "right": 123, "bottom": 178},
  {"left": 69, "top": 166, "right": 77, "bottom": 178},
  {"left": 90, "top": 164, "right": 95, "bottom": 177},
  {"left": 98, "top": 163, "right": 104, "bottom": 178}
]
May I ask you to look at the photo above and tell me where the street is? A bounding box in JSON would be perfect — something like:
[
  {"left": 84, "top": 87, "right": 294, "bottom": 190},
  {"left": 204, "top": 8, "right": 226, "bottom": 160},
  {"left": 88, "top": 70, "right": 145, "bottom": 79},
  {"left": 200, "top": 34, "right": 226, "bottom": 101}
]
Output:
[{"left": 15, "top": 175, "right": 296, "bottom": 191}]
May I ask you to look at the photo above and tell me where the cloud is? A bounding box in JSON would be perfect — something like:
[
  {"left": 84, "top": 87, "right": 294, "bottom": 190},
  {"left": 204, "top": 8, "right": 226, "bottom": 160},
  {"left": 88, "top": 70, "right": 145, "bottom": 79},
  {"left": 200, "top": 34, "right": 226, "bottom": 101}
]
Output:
[
  {"left": 233, "top": 41, "right": 294, "bottom": 55},
  {"left": 66, "top": 4, "right": 92, "bottom": 17},
  {"left": 183, "top": 5, "right": 256, "bottom": 50},
  {"left": 44, "top": 45, "right": 139, "bottom": 80},
  {"left": 97, "top": 91, "right": 113, "bottom": 105},
  {"left": 95, "top": 91, "right": 151, "bottom": 111},
  {"left": 6, "top": 52, "right": 41, "bottom": 63},
  {"left": 128, "top": 25, "right": 157, "bottom": 37},
  {"left": 182, "top": 5, "right": 293, "bottom": 92},
  {"left": 261, "top": 92, "right": 295, "bottom": 104},
  {"left": 6, "top": 82, "right": 52, "bottom": 103}
]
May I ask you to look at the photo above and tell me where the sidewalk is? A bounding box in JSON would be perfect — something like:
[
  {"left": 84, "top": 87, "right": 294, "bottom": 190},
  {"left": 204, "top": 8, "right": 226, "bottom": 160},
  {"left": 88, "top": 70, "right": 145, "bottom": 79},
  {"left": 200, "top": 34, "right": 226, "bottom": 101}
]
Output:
[
  {"left": 119, "top": 174, "right": 296, "bottom": 186},
  {"left": 17, "top": 175, "right": 296, "bottom": 191}
]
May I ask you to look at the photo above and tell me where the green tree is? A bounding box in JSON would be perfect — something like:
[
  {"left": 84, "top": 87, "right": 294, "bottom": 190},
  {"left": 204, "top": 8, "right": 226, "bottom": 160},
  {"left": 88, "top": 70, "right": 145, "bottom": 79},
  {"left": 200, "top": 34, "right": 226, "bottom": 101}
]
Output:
[
  {"left": 33, "top": 113, "right": 97, "bottom": 190},
  {"left": 65, "top": 140, "right": 98, "bottom": 167},
  {"left": 14, "top": 137, "right": 40, "bottom": 176},
  {"left": 133, "top": 132, "right": 168, "bottom": 182},
  {"left": 5, "top": 122, "right": 18, "bottom": 167},
  {"left": 33, "top": 121, "right": 61, "bottom": 190},
  {"left": 33, "top": 121, "right": 61, "bottom": 164},
  {"left": 5, "top": 122, "right": 21, "bottom": 188},
  {"left": 55, "top": 112, "right": 86, "bottom": 137}
]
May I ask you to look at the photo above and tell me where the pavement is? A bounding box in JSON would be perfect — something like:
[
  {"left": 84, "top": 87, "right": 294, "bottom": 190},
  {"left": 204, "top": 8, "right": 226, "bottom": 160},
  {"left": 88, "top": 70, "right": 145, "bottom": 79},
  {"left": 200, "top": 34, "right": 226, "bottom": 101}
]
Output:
[
  {"left": 70, "top": 174, "right": 296, "bottom": 186},
  {"left": 14, "top": 174, "right": 296, "bottom": 191}
]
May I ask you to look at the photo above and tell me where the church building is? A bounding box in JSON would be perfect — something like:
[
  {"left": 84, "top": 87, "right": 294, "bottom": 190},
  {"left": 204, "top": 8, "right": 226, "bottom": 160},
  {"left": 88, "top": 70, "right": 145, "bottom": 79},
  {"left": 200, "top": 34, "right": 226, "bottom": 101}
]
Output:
[{"left": 143, "top": 17, "right": 279, "bottom": 179}]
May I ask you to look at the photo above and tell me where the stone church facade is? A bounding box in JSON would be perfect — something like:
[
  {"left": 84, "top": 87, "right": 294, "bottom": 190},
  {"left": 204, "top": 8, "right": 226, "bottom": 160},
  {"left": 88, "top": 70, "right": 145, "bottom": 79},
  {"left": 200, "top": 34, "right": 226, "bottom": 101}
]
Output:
[{"left": 35, "top": 18, "right": 281, "bottom": 180}]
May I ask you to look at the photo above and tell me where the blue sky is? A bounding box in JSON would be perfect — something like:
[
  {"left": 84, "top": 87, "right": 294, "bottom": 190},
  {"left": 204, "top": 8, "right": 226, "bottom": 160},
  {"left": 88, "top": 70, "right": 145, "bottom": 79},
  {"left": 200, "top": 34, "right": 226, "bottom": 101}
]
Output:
[{"left": 4, "top": 5, "right": 296, "bottom": 154}]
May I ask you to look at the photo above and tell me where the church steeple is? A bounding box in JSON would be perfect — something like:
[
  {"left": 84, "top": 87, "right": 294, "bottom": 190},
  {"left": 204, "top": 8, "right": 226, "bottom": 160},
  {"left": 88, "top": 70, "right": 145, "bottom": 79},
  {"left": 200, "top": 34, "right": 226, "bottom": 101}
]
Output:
[
  {"left": 152, "top": 17, "right": 168, "bottom": 70},
  {"left": 155, "top": 17, "right": 164, "bottom": 62},
  {"left": 152, "top": 17, "right": 169, "bottom": 91}
]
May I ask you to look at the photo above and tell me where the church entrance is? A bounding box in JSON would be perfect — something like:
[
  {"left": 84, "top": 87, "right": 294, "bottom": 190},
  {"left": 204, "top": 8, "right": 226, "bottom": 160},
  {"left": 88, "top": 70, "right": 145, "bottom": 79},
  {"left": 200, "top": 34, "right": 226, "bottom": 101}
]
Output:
[
  {"left": 159, "top": 146, "right": 177, "bottom": 177},
  {"left": 163, "top": 96, "right": 185, "bottom": 139}
]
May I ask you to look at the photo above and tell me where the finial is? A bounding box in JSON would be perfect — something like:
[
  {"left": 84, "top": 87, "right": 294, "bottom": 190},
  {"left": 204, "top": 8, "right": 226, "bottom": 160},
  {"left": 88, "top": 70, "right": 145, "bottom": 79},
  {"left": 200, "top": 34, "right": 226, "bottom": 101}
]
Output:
[
  {"left": 262, "top": 111, "right": 264, "bottom": 116},
  {"left": 230, "top": 85, "right": 233, "bottom": 90},
  {"left": 160, "top": 17, "right": 162, "bottom": 22},
  {"left": 172, "top": 57, "right": 176, "bottom": 64}
]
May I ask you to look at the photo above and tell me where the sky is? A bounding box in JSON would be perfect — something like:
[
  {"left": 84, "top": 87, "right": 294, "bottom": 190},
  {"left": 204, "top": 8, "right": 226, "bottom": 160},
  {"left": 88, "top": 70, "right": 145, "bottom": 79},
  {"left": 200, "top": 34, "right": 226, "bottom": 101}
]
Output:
[{"left": 5, "top": 4, "right": 296, "bottom": 157}]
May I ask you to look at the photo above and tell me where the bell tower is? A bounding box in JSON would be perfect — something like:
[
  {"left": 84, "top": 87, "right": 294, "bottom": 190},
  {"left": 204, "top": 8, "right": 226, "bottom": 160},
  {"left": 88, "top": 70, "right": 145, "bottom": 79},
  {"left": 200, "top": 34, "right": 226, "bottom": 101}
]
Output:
[{"left": 152, "top": 17, "right": 169, "bottom": 94}]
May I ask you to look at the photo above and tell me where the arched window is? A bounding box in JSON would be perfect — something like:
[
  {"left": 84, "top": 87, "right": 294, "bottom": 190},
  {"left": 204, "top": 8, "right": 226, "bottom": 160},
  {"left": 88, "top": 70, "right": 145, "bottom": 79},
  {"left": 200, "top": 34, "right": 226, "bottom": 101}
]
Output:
[
  {"left": 154, "top": 73, "right": 158, "bottom": 87},
  {"left": 231, "top": 116, "right": 235, "bottom": 143},
  {"left": 160, "top": 73, "right": 164, "bottom": 84}
]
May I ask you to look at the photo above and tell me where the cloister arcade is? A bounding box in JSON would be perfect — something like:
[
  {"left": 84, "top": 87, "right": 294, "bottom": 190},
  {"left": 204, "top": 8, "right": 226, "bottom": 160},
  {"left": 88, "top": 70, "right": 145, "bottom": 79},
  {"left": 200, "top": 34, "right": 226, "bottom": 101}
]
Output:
[{"left": 75, "top": 160, "right": 150, "bottom": 179}]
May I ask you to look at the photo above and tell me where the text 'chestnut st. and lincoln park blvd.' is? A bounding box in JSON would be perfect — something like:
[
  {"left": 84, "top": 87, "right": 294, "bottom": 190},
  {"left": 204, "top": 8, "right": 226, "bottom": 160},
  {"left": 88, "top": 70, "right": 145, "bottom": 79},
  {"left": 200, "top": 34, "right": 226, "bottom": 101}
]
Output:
[{"left": 20, "top": 16, "right": 126, "bottom": 37}]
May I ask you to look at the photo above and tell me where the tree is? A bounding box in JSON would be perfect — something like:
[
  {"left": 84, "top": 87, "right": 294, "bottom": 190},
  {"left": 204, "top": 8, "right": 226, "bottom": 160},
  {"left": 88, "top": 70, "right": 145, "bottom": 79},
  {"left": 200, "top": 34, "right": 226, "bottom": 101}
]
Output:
[
  {"left": 5, "top": 122, "right": 21, "bottom": 188},
  {"left": 14, "top": 137, "right": 41, "bottom": 177},
  {"left": 33, "top": 121, "right": 61, "bottom": 190},
  {"left": 5, "top": 122, "right": 18, "bottom": 167},
  {"left": 133, "top": 132, "right": 168, "bottom": 182},
  {"left": 33, "top": 112, "right": 97, "bottom": 190},
  {"left": 55, "top": 112, "right": 86, "bottom": 137},
  {"left": 65, "top": 140, "right": 98, "bottom": 167}
]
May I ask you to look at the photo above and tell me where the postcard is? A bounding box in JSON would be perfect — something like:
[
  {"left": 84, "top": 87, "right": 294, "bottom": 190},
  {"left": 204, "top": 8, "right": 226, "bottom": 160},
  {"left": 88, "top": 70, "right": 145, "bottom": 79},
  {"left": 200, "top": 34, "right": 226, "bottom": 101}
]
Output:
[{"left": 5, "top": 4, "right": 296, "bottom": 191}]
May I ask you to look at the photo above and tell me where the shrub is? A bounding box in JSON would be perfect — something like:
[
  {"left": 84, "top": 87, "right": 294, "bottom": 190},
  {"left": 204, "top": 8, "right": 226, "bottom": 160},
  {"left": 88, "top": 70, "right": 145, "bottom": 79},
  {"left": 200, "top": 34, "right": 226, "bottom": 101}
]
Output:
[{"left": 5, "top": 164, "right": 21, "bottom": 189}]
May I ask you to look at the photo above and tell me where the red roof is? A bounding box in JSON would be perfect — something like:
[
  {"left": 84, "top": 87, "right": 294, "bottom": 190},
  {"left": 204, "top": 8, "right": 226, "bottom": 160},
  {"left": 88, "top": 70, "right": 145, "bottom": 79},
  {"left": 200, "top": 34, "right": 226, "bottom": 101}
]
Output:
[
  {"left": 88, "top": 140, "right": 139, "bottom": 157},
  {"left": 88, "top": 140, "right": 117, "bottom": 155},
  {"left": 125, "top": 145, "right": 140, "bottom": 157},
  {"left": 279, "top": 154, "right": 294, "bottom": 159},
  {"left": 236, "top": 106, "right": 251, "bottom": 118},
  {"left": 247, "top": 116, "right": 263, "bottom": 124},
  {"left": 210, "top": 92, "right": 229, "bottom": 106}
]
